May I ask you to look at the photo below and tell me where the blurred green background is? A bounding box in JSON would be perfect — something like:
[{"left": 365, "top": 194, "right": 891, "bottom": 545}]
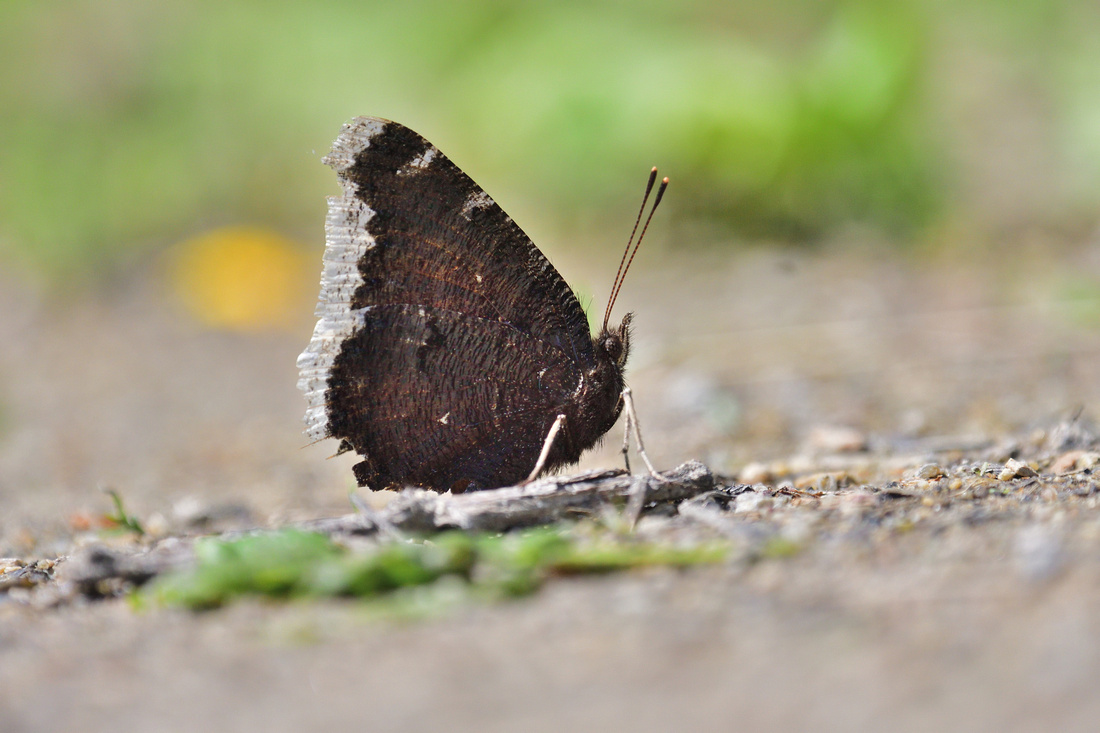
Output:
[{"left": 2, "top": 0, "right": 1099, "bottom": 294}]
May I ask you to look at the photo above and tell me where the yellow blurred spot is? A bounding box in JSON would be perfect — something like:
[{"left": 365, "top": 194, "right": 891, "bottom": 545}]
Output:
[{"left": 171, "top": 227, "right": 314, "bottom": 331}]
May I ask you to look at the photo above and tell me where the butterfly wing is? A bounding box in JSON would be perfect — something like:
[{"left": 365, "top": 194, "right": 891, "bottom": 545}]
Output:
[
  {"left": 321, "top": 303, "right": 582, "bottom": 490},
  {"left": 297, "top": 117, "right": 596, "bottom": 490}
]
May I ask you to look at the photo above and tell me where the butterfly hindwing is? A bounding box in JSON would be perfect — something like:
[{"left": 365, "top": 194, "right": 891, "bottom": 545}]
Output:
[{"left": 325, "top": 304, "right": 580, "bottom": 490}]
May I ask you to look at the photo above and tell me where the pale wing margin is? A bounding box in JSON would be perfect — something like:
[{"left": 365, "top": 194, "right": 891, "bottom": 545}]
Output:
[{"left": 295, "top": 118, "right": 388, "bottom": 443}]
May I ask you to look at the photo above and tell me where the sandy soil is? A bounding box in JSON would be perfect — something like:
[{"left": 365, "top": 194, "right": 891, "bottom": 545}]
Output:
[{"left": 2, "top": 242, "right": 1100, "bottom": 732}]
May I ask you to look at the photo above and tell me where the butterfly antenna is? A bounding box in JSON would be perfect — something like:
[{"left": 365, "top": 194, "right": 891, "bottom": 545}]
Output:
[
  {"left": 604, "top": 167, "right": 658, "bottom": 331},
  {"left": 604, "top": 172, "right": 668, "bottom": 330}
]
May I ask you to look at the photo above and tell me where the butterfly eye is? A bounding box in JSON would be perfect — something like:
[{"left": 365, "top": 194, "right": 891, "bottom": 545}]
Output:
[{"left": 602, "top": 334, "right": 623, "bottom": 362}]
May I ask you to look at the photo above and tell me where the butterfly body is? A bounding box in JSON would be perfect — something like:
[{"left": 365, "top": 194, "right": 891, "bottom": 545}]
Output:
[{"left": 297, "top": 118, "right": 632, "bottom": 492}]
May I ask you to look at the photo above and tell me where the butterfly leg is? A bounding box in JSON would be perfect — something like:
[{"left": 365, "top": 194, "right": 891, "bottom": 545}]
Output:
[
  {"left": 523, "top": 413, "right": 567, "bottom": 484},
  {"left": 621, "top": 387, "right": 663, "bottom": 479},
  {"left": 620, "top": 421, "right": 632, "bottom": 474}
]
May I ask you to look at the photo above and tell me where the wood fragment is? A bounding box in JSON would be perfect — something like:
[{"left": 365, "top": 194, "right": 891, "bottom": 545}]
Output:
[{"left": 306, "top": 460, "right": 713, "bottom": 534}]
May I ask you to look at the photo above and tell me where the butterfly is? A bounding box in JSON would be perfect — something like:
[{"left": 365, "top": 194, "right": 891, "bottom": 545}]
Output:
[{"left": 297, "top": 117, "right": 666, "bottom": 492}]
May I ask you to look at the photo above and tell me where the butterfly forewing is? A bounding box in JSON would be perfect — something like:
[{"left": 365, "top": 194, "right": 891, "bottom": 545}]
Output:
[
  {"left": 336, "top": 118, "right": 590, "bottom": 352},
  {"left": 325, "top": 304, "right": 580, "bottom": 490}
]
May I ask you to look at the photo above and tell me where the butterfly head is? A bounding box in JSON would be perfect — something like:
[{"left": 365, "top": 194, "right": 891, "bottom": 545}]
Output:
[{"left": 597, "top": 311, "right": 633, "bottom": 369}]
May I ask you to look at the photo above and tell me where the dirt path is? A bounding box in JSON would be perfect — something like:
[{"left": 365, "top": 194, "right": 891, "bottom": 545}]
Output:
[{"left": 2, "top": 245, "right": 1099, "bottom": 731}]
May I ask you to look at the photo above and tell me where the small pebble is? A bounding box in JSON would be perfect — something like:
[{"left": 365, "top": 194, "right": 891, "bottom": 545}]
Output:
[
  {"left": 143, "top": 512, "right": 170, "bottom": 537},
  {"left": 999, "top": 458, "right": 1038, "bottom": 481},
  {"left": 917, "top": 463, "right": 945, "bottom": 480},
  {"left": 1049, "top": 450, "right": 1100, "bottom": 474},
  {"left": 734, "top": 492, "right": 771, "bottom": 514},
  {"left": 738, "top": 462, "right": 772, "bottom": 485},
  {"left": 172, "top": 496, "right": 210, "bottom": 525},
  {"left": 794, "top": 472, "right": 846, "bottom": 492}
]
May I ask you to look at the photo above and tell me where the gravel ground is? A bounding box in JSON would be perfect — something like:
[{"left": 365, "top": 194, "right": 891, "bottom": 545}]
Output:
[{"left": 2, "top": 242, "right": 1100, "bottom": 731}]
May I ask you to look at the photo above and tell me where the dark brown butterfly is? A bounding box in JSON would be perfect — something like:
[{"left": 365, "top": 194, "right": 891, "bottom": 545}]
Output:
[{"left": 297, "top": 118, "right": 666, "bottom": 492}]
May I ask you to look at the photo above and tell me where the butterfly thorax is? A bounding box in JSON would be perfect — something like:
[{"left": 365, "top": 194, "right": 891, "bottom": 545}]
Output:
[{"left": 542, "top": 312, "right": 632, "bottom": 472}]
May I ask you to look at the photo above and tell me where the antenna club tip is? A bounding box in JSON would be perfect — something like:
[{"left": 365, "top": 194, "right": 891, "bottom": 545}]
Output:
[
  {"left": 651, "top": 166, "right": 658, "bottom": 172},
  {"left": 662, "top": 177, "right": 669, "bottom": 184}
]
